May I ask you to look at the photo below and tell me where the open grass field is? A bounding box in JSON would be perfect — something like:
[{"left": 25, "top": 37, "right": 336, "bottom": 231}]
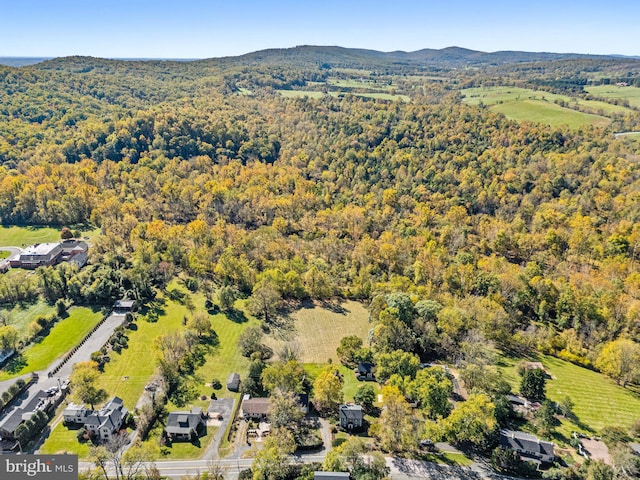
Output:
[
  {"left": 0, "top": 307, "right": 103, "bottom": 381},
  {"left": 499, "top": 354, "right": 640, "bottom": 435},
  {"left": 265, "top": 300, "right": 371, "bottom": 364},
  {"left": 0, "top": 301, "right": 56, "bottom": 338},
  {"left": 0, "top": 225, "right": 100, "bottom": 247},
  {"left": 586, "top": 85, "right": 640, "bottom": 108},
  {"left": 462, "top": 86, "right": 622, "bottom": 128},
  {"left": 277, "top": 90, "right": 410, "bottom": 102}
]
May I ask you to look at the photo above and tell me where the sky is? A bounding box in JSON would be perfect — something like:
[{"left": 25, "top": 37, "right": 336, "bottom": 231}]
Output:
[{"left": 1, "top": 0, "right": 639, "bottom": 59}]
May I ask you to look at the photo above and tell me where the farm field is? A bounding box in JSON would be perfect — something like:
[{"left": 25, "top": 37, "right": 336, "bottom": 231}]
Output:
[
  {"left": 462, "top": 86, "right": 621, "bottom": 128},
  {"left": 265, "top": 300, "right": 370, "bottom": 364},
  {"left": 586, "top": 84, "right": 640, "bottom": 108},
  {"left": 499, "top": 354, "right": 640, "bottom": 434},
  {"left": 276, "top": 89, "right": 409, "bottom": 102},
  {"left": 0, "top": 307, "right": 103, "bottom": 381},
  {"left": 0, "top": 301, "right": 56, "bottom": 339},
  {"left": 0, "top": 225, "right": 100, "bottom": 247}
]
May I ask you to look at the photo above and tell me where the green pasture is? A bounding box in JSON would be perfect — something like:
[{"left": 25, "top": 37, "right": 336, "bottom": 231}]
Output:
[
  {"left": 586, "top": 85, "right": 640, "bottom": 108},
  {"left": 499, "top": 354, "right": 640, "bottom": 435},
  {"left": 0, "top": 307, "right": 103, "bottom": 381},
  {"left": 277, "top": 90, "right": 409, "bottom": 102},
  {"left": 462, "top": 86, "right": 621, "bottom": 128}
]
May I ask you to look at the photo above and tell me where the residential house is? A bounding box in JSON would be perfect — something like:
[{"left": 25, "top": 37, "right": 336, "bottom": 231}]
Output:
[
  {"left": 63, "top": 403, "right": 92, "bottom": 424},
  {"left": 227, "top": 373, "right": 240, "bottom": 392},
  {"left": 241, "top": 397, "right": 271, "bottom": 420},
  {"left": 355, "top": 362, "right": 374, "bottom": 381},
  {"left": 500, "top": 429, "right": 555, "bottom": 466},
  {"left": 165, "top": 407, "right": 206, "bottom": 441},
  {"left": 83, "top": 397, "right": 128, "bottom": 442},
  {"left": 339, "top": 404, "right": 363, "bottom": 430}
]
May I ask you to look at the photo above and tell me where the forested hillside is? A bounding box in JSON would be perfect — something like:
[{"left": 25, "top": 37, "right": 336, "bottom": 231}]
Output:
[{"left": 2, "top": 52, "right": 640, "bottom": 383}]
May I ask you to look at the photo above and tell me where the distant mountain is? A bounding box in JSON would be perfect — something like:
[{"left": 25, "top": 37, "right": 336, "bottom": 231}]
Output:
[
  {"left": 0, "top": 57, "right": 52, "bottom": 67},
  {"left": 204, "top": 45, "right": 626, "bottom": 70}
]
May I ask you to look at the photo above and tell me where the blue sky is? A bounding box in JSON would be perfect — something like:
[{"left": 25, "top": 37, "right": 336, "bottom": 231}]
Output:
[{"left": 1, "top": 0, "right": 639, "bottom": 58}]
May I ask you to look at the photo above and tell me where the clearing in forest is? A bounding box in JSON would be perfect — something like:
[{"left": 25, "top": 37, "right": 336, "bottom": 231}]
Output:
[
  {"left": 266, "top": 300, "right": 371, "bottom": 364},
  {"left": 462, "top": 86, "right": 620, "bottom": 128}
]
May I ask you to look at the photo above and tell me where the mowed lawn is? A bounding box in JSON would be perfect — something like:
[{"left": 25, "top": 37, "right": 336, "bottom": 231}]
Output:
[
  {"left": 499, "top": 354, "right": 640, "bottom": 433},
  {"left": 0, "top": 307, "right": 103, "bottom": 381},
  {"left": 0, "top": 301, "right": 56, "bottom": 338},
  {"left": 0, "top": 225, "right": 100, "bottom": 247},
  {"left": 266, "top": 300, "right": 371, "bottom": 364}
]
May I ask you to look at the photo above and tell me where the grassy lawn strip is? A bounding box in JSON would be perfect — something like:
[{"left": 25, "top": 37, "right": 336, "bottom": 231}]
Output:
[
  {"left": 0, "top": 307, "right": 103, "bottom": 381},
  {"left": 0, "top": 301, "right": 57, "bottom": 339},
  {"left": 40, "top": 422, "right": 92, "bottom": 457},
  {"left": 0, "top": 225, "right": 100, "bottom": 247},
  {"left": 499, "top": 354, "right": 640, "bottom": 433}
]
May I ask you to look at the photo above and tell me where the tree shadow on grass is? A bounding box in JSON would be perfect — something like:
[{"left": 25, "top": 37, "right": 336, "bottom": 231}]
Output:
[
  {"left": 3, "top": 354, "right": 27, "bottom": 374},
  {"left": 224, "top": 308, "right": 248, "bottom": 324}
]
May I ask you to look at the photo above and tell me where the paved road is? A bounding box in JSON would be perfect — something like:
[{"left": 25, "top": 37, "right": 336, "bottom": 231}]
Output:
[{"left": 52, "top": 312, "right": 126, "bottom": 378}]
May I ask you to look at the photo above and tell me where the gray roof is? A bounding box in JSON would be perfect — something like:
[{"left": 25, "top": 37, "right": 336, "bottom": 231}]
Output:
[
  {"left": 21, "top": 243, "right": 61, "bottom": 257},
  {"left": 357, "top": 362, "right": 374, "bottom": 374},
  {"left": 339, "top": 404, "right": 363, "bottom": 421},
  {"left": 631, "top": 443, "right": 640, "bottom": 455},
  {"left": 227, "top": 373, "right": 240, "bottom": 389},
  {"left": 114, "top": 299, "right": 136, "bottom": 309},
  {"left": 84, "top": 397, "right": 128, "bottom": 432},
  {"left": 314, "top": 473, "right": 350, "bottom": 479},
  {"left": 242, "top": 398, "right": 271, "bottom": 416},
  {"left": 500, "top": 429, "right": 554, "bottom": 459},
  {"left": 166, "top": 408, "right": 204, "bottom": 435}
]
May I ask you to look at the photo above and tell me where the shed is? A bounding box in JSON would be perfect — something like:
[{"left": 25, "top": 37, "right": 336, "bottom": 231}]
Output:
[{"left": 227, "top": 373, "right": 240, "bottom": 392}]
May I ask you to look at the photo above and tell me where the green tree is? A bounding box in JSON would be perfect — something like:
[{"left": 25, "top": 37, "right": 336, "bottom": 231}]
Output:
[
  {"left": 337, "top": 335, "right": 364, "bottom": 368},
  {"left": 323, "top": 437, "right": 389, "bottom": 479},
  {"left": 70, "top": 361, "right": 108, "bottom": 409},
  {"left": 374, "top": 349, "right": 420, "bottom": 383},
  {"left": 0, "top": 325, "right": 18, "bottom": 350},
  {"left": 441, "top": 393, "right": 497, "bottom": 449},
  {"left": 354, "top": 384, "right": 376, "bottom": 413},
  {"left": 407, "top": 368, "right": 453, "bottom": 420},
  {"left": 535, "top": 400, "right": 558, "bottom": 436},
  {"left": 261, "top": 360, "right": 305, "bottom": 394},
  {"left": 595, "top": 339, "right": 640, "bottom": 387},
  {"left": 373, "top": 385, "right": 419, "bottom": 453},
  {"left": 186, "top": 311, "right": 212, "bottom": 338},
  {"left": 217, "top": 285, "right": 238, "bottom": 311},
  {"left": 520, "top": 368, "right": 547, "bottom": 400},
  {"left": 269, "top": 389, "right": 304, "bottom": 431},
  {"left": 313, "top": 366, "right": 344, "bottom": 415},
  {"left": 251, "top": 428, "right": 295, "bottom": 480},
  {"left": 247, "top": 279, "right": 281, "bottom": 323}
]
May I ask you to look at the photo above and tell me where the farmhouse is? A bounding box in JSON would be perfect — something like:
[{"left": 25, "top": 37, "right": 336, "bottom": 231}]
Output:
[
  {"left": 59, "top": 239, "right": 89, "bottom": 267},
  {"left": 500, "top": 429, "right": 555, "bottom": 466},
  {"left": 355, "top": 362, "right": 375, "bottom": 380},
  {"left": 165, "top": 406, "right": 206, "bottom": 441},
  {"left": 339, "top": 404, "right": 363, "bottom": 430},
  {"left": 241, "top": 397, "right": 271, "bottom": 420},
  {"left": 83, "top": 397, "right": 128, "bottom": 442}
]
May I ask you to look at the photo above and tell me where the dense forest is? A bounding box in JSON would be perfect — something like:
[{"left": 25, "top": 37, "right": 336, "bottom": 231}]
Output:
[{"left": 2, "top": 50, "right": 640, "bottom": 395}]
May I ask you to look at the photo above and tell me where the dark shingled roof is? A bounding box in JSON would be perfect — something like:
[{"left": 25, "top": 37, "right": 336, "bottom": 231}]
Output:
[
  {"left": 500, "top": 429, "right": 554, "bottom": 459},
  {"left": 166, "top": 408, "right": 204, "bottom": 435}
]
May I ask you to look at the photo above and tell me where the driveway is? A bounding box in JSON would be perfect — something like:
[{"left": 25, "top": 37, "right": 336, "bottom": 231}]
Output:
[
  {"left": 203, "top": 398, "right": 235, "bottom": 459},
  {"left": 0, "top": 246, "right": 21, "bottom": 268}
]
